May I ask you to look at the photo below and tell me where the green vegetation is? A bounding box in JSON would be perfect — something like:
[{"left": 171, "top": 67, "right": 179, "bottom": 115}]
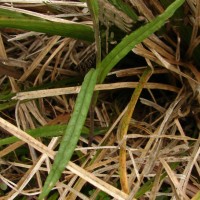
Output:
[{"left": 0, "top": 0, "right": 199, "bottom": 199}]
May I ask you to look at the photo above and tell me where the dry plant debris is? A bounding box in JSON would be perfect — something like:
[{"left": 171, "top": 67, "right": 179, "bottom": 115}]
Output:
[{"left": 0, "top": 0, "right": 199, "bottom": 200}]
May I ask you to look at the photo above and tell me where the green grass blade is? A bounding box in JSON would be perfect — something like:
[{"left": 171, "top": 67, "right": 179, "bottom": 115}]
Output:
[
  {"left": 0, "top": 100, "right": 17, "bottom": 111},
  {"left": 0, "top": 8, "right": 94, "bottom": 42},
  {"left": 0, "top": 125, "right": 89, "bottom": 147},
  {"left": 98, "top": 0, "right": 185, "bottom": 84},
  {"left": 38, "top": 68, "right": 98, "bottom": 199},
  {"left": 86, "top": 0, "right": 99, "bottom": 24},
  {"left": 0, "top": 124, "right": 106, "bottom": 147},
  {"left": 87, "top": 0, "right": 101, "bottom": 65}
]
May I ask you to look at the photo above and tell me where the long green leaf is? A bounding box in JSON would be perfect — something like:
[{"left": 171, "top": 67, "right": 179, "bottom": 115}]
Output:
[
  {"left": 0, "top": 8, "right": 94, "bottom": 42},
  {"left": 38, "top": 68, "right": 98, "bottom": 199},
  {"left": 0, "top": 125, "right": 106, "bottom": 147},
  {"left": 0, "top": 125, "right": 87, "bottom": 147},
  {"left": 98, "top": 0, "right": 185, "bottom": 83}
]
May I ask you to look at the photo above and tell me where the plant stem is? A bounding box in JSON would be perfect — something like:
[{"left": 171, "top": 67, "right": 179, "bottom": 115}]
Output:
[{"left": 86, "top": 0, "right": 102, "bottom": 145}]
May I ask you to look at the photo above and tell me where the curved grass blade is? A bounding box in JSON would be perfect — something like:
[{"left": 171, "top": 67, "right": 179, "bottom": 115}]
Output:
[
  {"left": 98, "top": 0, "right": 185, "bottom": 84},
  {"left": 38, "top": 68, "right": 98, "bottom": 200},
  {"left": 0, "top": 7, "right": 94, "bottom": 42},
  {"left": 118, "top": 67, "right": 152, "bottom": 193}
]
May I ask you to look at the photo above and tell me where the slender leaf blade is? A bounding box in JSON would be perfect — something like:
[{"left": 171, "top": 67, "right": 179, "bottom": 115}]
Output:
[
  {"left": 0, "top": 8, "right": 94, "bottom": 42},
  {"left": 38, "top": 68, "right": 98, "bottom": 199},
  {"left": 98, "top": 0, "right": 185, "bottom": 83}
]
